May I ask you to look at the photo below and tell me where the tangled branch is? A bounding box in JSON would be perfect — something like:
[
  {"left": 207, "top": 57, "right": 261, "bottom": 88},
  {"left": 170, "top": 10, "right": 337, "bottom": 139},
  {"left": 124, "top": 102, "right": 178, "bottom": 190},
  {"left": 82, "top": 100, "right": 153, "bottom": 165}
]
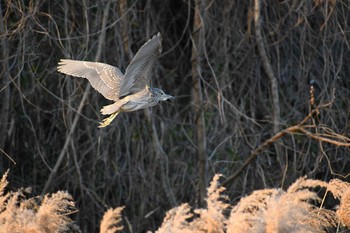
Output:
[{"left": 223, "top": 88, "right": 349, "bottom": 186}]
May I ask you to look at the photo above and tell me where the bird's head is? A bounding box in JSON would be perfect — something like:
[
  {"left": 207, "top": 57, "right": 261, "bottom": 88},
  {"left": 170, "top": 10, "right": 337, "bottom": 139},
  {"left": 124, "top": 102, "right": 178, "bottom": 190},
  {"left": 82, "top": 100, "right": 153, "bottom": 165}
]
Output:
[{"left": 152, "top": 87, "right": 175, "bottom": 102}]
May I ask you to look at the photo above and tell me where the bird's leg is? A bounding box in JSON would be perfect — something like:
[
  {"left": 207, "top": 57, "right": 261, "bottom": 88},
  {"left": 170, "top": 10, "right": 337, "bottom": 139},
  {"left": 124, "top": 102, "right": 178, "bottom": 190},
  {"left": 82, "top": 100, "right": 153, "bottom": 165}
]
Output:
[{"left": 98, "top": 112, "right": 120, "bottom": 128}]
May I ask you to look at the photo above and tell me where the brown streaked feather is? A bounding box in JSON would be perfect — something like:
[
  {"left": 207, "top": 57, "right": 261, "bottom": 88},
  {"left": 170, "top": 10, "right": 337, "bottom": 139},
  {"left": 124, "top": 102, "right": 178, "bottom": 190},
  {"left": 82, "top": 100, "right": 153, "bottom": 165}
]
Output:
[
  {"left": 120, "top": 33, "right": 162, "bottom": 96},
  {"left": 57, "top": 59, "right": 124, "bottom": 101}
]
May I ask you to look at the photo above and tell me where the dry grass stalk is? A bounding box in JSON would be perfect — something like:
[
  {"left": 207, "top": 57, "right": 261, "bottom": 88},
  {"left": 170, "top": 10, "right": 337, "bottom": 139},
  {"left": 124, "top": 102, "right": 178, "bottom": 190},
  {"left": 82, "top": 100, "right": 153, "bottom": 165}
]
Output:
[
  {"left": 156, "top": 174, "right": 229, "bottom": 233},
  {"left": 2, "top": 170, "right": 350, "bottom": 232},
  {"left": 100, "top": 206, "right": 125, "bottom": 233},
  {"left": 257, "top": 189, "right": 323, "bottom": 233},
  {"left": 327, "top": 179, "right": 350, "bottom": 200},
  {"left": 190, "top": 174, "right": 229, "bottom": 233},
  {"left": 0, "top": 170, "right": 10, "bottom": 213},
  {"left": 155, "top": 203, "right": 193, "bottom": 233},
  {"left": 327, "top": 179, "right": 350, "bottom": 228},
  {"left": 36, "top": 191, "right": 79, "bottom": 233},
  {"left": 337, "top": 188, "right": 350, "bottom": 228},
  {"left": 226, "top": 189, "right": 275, "bottom": 233},
  {"left": 0, "top": 172, "right": 80, "bottom": 233},
  {"left": 156, "top": 175, "right": 350, "bottom": 232},
  {"left": 227, "top": 177, "right": 340, "bottom": 233},
  {"left": 286, "top": 176, "right": 328, "bottom": 193}
]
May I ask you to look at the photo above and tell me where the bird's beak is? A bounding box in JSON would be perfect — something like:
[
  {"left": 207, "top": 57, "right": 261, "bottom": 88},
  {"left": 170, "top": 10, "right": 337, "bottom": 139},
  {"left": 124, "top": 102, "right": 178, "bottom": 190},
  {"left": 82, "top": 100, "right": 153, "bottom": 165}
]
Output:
[{"left": 165, "top": 94, "right": 175, "bottom": 100}]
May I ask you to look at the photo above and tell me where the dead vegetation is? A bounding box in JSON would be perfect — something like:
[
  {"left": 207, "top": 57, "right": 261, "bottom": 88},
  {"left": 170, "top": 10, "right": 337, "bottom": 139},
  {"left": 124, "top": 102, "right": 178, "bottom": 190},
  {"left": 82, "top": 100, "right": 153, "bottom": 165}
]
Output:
[
  {"left": 0, "top": 171, "right": 80, "bottom": 233},
  {"left": 1, "top": 172, "right": 350, "bottom": 233},
  {"left": 100, "top": 207, "right": 125, "bottom": 233},
  {"left": 1, "top": 0, "right": 350, "bottom": 232},
  {"left": 157, "top": 174, "right": 350, "bottom": 233}
]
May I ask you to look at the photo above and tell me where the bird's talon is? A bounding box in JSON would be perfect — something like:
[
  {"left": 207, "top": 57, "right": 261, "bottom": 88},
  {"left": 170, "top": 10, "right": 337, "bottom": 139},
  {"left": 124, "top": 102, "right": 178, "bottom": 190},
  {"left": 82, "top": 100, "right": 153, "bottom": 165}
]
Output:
[
  {"left": 58, "top": 33, "right": 173, "bottom": 129},
  {"left": 98, "top": 112, "right": 119, "bottom": 128}
]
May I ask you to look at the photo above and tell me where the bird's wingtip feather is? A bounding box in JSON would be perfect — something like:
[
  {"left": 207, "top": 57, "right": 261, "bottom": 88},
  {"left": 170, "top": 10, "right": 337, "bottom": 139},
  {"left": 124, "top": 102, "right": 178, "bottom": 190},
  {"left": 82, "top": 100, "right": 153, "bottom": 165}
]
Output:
[{"left": 57, "top": 59, "right": 71, "bottom": 66}]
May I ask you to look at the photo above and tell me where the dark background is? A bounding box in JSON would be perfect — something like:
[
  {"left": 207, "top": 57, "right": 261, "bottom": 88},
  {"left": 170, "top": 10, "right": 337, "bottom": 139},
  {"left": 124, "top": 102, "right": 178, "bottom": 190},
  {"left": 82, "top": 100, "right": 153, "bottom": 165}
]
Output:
[{"left": 1, "top": 0, "right": 350, "bottom": 232}]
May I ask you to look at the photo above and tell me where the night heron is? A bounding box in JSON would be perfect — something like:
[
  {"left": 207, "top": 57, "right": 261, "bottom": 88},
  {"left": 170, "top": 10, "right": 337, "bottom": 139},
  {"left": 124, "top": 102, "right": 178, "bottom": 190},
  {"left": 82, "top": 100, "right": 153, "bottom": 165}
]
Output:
[{"left": 57, "top": 33, "right": 174, "bottom": 128}]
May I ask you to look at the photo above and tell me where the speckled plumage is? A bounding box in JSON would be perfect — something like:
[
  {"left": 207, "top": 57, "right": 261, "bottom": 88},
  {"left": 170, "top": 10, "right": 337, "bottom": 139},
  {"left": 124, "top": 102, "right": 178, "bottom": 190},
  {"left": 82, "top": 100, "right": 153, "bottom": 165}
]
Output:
[{"left": 57, "top": 33, "right": 174, "bottom": 127}]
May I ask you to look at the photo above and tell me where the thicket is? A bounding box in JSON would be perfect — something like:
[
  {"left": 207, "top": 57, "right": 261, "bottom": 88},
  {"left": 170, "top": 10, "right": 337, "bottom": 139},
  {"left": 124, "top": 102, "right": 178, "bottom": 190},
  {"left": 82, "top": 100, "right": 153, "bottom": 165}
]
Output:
[{"left": 0, "top": 0, "right": 350, "bottom": 232}]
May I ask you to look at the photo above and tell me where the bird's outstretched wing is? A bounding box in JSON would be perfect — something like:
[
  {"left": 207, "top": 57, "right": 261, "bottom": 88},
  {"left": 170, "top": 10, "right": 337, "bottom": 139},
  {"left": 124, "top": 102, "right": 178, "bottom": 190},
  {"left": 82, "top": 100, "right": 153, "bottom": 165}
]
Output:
[
  {"left": 57, "top": 59, "right": 124, "bottom": 101},
  {"left": 120, "top": 33, "right": 162, "bottom": 97}
]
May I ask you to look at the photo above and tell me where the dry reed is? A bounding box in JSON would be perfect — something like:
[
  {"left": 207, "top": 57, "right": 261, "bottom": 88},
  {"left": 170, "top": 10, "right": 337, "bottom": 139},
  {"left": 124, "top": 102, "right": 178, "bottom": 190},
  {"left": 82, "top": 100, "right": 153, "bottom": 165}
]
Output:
[
  {"left": 1, "top": 0, "right": 350, "bottom": 231},
  {"left": 156, "top": 175, "right": 350, "bottom": 233},
  {"left": 0, "top": 172, "right": 80, "bottom": 233},
  {"left": 2, "top": 171, "right": 350, "bottom": 232},
  {"left": 100, "top": 207, "right": 125, "bottom": 233},
  {"left": 156, "top": 174, "right": 229, "bottom": 233}
]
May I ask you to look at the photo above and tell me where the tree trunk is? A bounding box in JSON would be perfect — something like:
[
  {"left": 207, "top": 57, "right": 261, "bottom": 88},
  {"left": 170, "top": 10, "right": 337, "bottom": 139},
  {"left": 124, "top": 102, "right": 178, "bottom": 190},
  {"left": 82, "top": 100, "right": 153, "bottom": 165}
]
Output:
[
  {"left": 118, "top": 0, "right": 131, "bottom": 61},
  {"left": 191, "top": 0, "right": 207, "bottom": 207},
  {"left": 254, "top": 0, "right": 283, "bottom": 167}
]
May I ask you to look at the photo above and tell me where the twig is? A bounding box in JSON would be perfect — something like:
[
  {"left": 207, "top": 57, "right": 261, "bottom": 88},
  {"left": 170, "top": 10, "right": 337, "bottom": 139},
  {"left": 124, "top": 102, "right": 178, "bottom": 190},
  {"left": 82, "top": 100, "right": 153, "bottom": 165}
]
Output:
[
  {"left": 144, "top": 109, "right": 177, "bottom": 206},
  {"left": 254, "top": 0, "right": 282, "bottom": 165},
  {"left": 42, "top": 0, "right": 111, "bottom": 194},
  {"left": 222, "top": 93, "right": 346, "bottom": 187},
  {"left": 0, "top": 2, "right": 11, "bottom": 159},
  {"left": 0, "top": 147, "right": 16, "bottom": 165}
]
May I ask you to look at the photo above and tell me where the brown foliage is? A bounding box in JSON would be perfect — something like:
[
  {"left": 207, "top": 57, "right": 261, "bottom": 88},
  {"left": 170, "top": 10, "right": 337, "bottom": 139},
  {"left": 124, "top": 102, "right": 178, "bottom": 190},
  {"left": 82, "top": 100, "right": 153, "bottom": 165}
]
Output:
[
  {"left": 2, "top": 171, "right": 350, "bottom": 232},
  {"left": 157, "top": 174, "right": 229, "bottom": 233},
  {"left": 100, "top": 207, "right": 125, "bottom": 233},
  {"left": 156, "top": 203, "right": 193, "bottom": 233},
  {"left": 0, "top": 172, "right": 80, "bottom": 233},
  {"left": 156, "top": 175, "right": 350, "bottom": 233},
  {"left": 1, "top": 0, "right": 350, "bottom": 231},
  {"left": 338, "top": 189, "right": 350, "bottom": 228},
  {"left": 226, "top": 177, "right": 342, "bottom": 233},
  {"left": 328, "top": 179, "right": 350, "bottom": 228}
]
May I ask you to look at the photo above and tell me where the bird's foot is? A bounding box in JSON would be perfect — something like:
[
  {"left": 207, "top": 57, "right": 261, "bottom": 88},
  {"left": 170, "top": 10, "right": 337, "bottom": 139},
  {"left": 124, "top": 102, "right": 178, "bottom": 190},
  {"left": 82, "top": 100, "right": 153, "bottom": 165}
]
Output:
[{"left": 98, "top": 112, "right": 119, "bottom": 128}]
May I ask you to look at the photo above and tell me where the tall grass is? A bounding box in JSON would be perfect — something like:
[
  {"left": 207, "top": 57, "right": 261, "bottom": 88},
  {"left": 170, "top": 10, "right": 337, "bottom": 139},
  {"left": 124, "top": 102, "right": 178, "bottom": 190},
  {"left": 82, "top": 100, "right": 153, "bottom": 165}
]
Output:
[
  {"left": 0, "top": 171, "right": 80, "bottom": 232},
  {"left": 1, "top": 0, "right": 350, "bottom": 231},
  {"left": 3, "top": 172, "right": 349, "bottom": 232}
]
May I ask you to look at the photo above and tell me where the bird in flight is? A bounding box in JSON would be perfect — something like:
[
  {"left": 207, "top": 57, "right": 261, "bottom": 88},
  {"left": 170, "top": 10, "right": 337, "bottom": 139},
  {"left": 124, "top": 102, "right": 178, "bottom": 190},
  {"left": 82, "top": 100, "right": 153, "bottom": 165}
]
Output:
[{"left": 57, "top": 33, "right": 174, "bottom": 128}]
